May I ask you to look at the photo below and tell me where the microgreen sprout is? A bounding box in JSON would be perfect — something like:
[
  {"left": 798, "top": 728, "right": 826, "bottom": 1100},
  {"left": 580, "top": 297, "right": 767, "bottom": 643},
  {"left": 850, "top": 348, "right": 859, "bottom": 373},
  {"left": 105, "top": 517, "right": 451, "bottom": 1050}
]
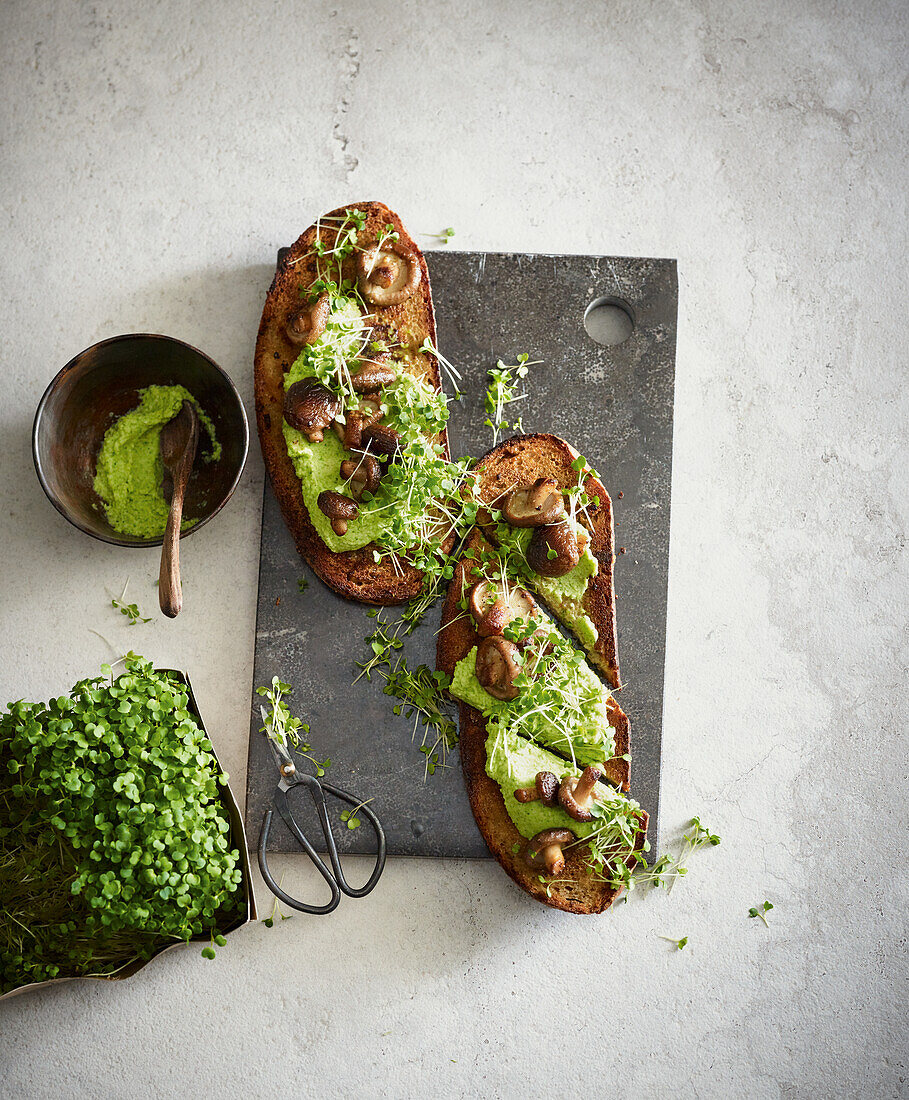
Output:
[
  {"left": 354, "top": 574, "right": 462, "bottom": 775},
  {"left": 658, "top": 935, "right": 689, "bottom": 951},
  {"left": 748, "top": 900, "right": 774, "bottom": 927},
  {"left": 339, "top": 798, "right": 373, "bottom": 830},
  {"left": 418, "top": 335, "right": 463, "bottom": 394},
  {"left": 297, "top": 577, "right": 309, "bottom": 594},
  {"left": 111, "top": 579, "right": 152, "bottom": 625},
  {"left": 201, "top": 931, "right": 228, "bottom": 959},
  {"left": 365, "top": 223, "right": 400, "bottom": 275},
  {"left": 484, "top": 353, "right": 540, "bottom": 445},
  {"left": 291, "top": 207, "right": 368, "bottom": 293},
  {"left": 603, "top": 816, "right": 722, "bottom": 894},
  {"left": 262, "top": 890, "right": 292, "bottom": 927},
  {"left": 256, "top": 677, "right": 330, "bottom": 776},
  {"left": 426, "top": 227, "right": 455, "bottom": 244},
  {"left": 387, "top": 661, "right": 457, "bottom": 777}
]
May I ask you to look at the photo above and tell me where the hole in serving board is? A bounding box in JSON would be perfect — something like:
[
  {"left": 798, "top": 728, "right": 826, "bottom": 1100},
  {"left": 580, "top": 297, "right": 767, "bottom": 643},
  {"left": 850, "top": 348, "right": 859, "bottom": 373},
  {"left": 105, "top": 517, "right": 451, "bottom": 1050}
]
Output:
[{"left": 584, "top": 297, "right": 635, "bottom": 346}]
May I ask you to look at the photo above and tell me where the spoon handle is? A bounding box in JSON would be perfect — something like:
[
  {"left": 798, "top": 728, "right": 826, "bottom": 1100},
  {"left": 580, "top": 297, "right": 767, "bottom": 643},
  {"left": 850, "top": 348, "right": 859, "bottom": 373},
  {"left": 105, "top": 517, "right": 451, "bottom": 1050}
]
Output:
[{"left": 159, "top": 482, "right": 185, "bottom": 617}]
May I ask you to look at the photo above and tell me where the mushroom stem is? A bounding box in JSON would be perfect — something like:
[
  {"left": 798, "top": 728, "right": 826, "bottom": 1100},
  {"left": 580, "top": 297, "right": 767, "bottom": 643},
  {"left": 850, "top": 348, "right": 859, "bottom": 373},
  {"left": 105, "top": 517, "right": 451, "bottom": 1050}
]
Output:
[
  {"left": 540, "top": 843, "right": 565, "bottom": 876},
  {"left": 557, "top": 766, "right": 602, "bottom": 822},
  {"left": 574, "top": 765, "right": 602, "bottom": 802}
]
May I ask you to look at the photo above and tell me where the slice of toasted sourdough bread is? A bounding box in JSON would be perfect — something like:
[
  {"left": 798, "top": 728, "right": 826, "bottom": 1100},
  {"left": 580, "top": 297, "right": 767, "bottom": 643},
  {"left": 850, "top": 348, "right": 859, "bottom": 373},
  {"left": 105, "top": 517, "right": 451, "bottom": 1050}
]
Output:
[
  {"left": 437, "top": 529, "right": 647, "bottom": 913},
  {"left": 255, "top": 201, "right": 447, "bottom": 604},
  {"left": 472, "top": 434, "right": 622, "bottom": 689}
]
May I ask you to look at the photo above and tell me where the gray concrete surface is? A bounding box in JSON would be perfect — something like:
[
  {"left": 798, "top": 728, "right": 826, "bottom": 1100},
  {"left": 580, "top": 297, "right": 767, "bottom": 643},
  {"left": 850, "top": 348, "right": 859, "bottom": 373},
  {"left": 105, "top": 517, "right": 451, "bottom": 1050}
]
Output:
[{"left": 0, "top": 2, "right": 906, "bottom": 1097}]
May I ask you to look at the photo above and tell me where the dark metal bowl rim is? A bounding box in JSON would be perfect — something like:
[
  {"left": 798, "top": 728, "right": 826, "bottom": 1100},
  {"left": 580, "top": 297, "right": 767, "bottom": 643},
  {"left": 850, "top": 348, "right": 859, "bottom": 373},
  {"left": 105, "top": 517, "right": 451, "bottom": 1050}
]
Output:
[{"left": 32, "top": 332, "right": 249, "bottom": 548}]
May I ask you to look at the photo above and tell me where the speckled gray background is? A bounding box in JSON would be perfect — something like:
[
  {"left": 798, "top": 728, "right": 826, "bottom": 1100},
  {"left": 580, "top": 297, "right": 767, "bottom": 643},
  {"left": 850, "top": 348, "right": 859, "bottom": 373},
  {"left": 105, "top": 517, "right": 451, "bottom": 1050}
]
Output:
[
  {"left": 1, "top": 1, "right": 906, "bottom": 1097},
  {"left": 247, "top": 250, "right": 676, "bottom": 858}
]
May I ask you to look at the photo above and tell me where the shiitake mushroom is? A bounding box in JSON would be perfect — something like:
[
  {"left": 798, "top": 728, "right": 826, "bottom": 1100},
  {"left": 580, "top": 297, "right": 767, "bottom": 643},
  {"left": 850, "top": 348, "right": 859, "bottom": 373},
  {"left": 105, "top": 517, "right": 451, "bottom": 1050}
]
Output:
[
  {"left": 521, "top": 828, "right": 574, "bottom": 876},
  {"left": 286, "top": 293, "right": 331, "bottom": 346},
  {"left": 466, "top": 579, "right": 535, "bottom": 637},
  {"left": 500, "top": 478, "right": 566, "bottom": 527},
  {"left": 340, "top": 454, "right": 382, "bottom": 500},
  {"left": 357, "top": 241, "right": 421, "bottom": 305},
  {"left": 317, "top": 490, "right": 359, "bottom": 536},
  {"left": 525, "top": 520, "right": 582, "bottom": 578},
  {"left": 557, "top": 766, "right": 603, "bottom": 823},
  {"left": 351, "top": 359, "right": 396, "bottom": 392},
  {"left": 475, "top": 635, "right": 522, "bottom": 701},
  {"left": 284, "top": 381, "right": 340, "bottom": 442},
  {"left": 361, "top": 422, "right": 402, "bottom": 458}
]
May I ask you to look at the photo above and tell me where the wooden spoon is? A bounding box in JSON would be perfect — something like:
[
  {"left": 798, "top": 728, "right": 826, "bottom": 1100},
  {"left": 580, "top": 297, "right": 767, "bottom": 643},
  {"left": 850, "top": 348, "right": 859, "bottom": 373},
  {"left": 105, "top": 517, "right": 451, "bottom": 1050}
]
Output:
[{"left": 158, "top": 400, "right": 200, "bottom": 617}]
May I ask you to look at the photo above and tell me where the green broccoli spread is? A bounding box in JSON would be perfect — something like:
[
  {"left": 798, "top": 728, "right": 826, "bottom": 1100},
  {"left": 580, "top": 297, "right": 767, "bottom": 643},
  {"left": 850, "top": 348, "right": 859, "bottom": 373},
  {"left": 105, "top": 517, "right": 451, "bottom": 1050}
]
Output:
[
  {"left": 93, "top": 385, "right": 220, "bottom": 540},
  {"left": 485, "top": 727, "right": 638, "bottom": 841}
]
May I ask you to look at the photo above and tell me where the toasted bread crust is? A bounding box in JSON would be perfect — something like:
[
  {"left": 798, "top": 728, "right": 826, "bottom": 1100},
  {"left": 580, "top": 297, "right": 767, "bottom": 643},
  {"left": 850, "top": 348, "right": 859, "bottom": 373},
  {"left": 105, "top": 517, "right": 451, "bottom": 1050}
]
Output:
[
  {"left": 254, "top": 201, "right": 448, "bottom": 604},
  {"left": 472, "top": 434, "right": 622, "bottom": 688},
  {"left": 437, "top": 530, "right": 645, "bottom": 914}
]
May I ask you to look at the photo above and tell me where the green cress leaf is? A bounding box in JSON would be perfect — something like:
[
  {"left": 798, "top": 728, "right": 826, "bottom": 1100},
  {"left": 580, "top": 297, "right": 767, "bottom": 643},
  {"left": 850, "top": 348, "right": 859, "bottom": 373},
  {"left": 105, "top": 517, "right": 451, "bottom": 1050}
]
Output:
[
  {"left": 110, "top": 578, "right": 152, "bottom": 625},
  {"left": 425, "top": 227, "right": 455, "bottom": 245},
  {"left": 0, "top": 655, "right": 243, "bottom": 992},
  {"left": 257, "top": 678, "right": 330, "bottom": 776},
  {"left": 604, "top": 817, "right": 723, "bottom": 895},
  {"left": 111, "top": 598, "right": 152, "bottom": 626},
  {"left": 748, "top": 900, "right": 774, "bottom": 927},
  {"left": 484, "top": 353, "right": 540, "bottom": 445}
]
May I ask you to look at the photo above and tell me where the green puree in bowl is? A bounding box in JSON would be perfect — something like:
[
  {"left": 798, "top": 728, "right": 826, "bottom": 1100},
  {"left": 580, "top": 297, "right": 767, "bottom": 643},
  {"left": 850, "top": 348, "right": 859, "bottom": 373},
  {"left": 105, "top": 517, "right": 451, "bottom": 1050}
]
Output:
[{"left": 93, "top": 385, "right": 221, "bottom": 539}]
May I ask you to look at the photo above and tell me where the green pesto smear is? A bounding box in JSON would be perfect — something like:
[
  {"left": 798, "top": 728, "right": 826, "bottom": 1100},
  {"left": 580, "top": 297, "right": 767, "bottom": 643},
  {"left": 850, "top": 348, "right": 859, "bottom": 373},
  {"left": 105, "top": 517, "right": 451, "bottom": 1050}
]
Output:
[
  {"left": 283, "top": 372, "right": 444, "bottom": 554},
  {"left": 486, "top": 727, "right": 638, "bottom": 841},
  {"left": 282, "top": 293, "right": 468, "bottom": 561},
  {"left": 93, "top": 385, "right": 220, "bottom": 540},
  {"left": 494, "top": 522, "right": 599, "bottom": 648},
  {"left": 449, "top": 599, "right": 617, "bottom": 767}
]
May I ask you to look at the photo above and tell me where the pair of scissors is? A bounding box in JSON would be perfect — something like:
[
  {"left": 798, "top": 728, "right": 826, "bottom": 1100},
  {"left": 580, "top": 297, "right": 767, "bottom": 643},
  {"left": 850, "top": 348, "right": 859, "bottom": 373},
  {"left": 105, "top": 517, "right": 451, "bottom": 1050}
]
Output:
[{"left": 257, "top": 707, "right": 386, "bottom": 914}]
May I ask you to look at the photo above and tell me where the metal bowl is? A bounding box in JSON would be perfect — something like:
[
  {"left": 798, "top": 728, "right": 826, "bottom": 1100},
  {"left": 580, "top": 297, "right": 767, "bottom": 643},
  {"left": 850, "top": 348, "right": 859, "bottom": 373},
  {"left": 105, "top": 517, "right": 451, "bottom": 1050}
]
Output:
[{"left": 32, "top": 333, "right": 249, "bottom": 547}]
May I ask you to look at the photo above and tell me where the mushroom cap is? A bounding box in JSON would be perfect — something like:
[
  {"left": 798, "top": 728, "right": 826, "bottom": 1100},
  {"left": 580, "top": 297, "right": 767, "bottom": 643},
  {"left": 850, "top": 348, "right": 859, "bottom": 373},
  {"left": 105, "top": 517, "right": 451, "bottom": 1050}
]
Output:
[
  {"left": 284, "top": 381, "right": 341, "bottom": 436},
  {"left": 525, "top": 520, "right": 581, "bottom": 578},
  {"left": 501, "top": 478, "right": 566, "bottom": 527},
  {"left": 522, "top": 828, "right": 574, "bottom": 874},
  {"left": 287, "top": 292, "right": 331, "bottom": 346},
  {"left": 361, "top": 422, "right": 402, "bottom": 458},
  {"left": 351, "top": 360, "right": 396, "bottom": 392},
  {"left": 558, "top": 766, "right": 602, "bottom": 822},
  {"left": 535, "top": 770, "right": 560, "bottom": 806},
  {"left": 475, "top": 635, "right": 522, "bottom": 701},
  {"left": 357, "top": 240, "right": 422, "bottom": 306},
  {"left": 317, "top": 490, "right": 359, "bottom": 522},
  {"left": 466, "top": 579, "right": 535, "bottom": 637}
]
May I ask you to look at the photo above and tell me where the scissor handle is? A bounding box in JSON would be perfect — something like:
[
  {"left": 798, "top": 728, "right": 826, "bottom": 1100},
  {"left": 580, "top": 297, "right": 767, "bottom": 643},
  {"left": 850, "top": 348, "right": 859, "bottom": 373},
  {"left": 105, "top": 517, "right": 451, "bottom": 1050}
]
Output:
[
  {"left": 257, "top": 774, "right": 386, "bottom": 914},
  {"left": 316, "top": 780, "right": 386, "bottom": 898},
  {"left": 258, "top": 808, "right": 342, "bottom": 914}
]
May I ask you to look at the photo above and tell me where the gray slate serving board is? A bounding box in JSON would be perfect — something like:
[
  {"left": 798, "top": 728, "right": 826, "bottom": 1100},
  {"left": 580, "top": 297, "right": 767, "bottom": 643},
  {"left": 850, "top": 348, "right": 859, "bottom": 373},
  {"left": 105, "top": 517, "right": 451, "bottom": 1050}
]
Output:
[{"left": 246, "top": 250, "right": 676, "bottom": 859}]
